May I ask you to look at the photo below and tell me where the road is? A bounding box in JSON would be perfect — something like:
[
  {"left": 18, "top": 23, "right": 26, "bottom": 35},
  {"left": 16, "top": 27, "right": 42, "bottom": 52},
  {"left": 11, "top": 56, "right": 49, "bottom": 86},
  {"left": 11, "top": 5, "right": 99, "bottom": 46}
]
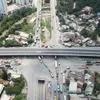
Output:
[
  {"left": 0, "top": 47, "right": 100, "bottom": 57},
  {"left": 35, "top": 0, "right": 42, "bottom": 48},
  {"left": 14, "top": 57, "right": 100, "bottom": 100},
  {"left": 50, "top": 0, "right": 62, "bottom": 47}
]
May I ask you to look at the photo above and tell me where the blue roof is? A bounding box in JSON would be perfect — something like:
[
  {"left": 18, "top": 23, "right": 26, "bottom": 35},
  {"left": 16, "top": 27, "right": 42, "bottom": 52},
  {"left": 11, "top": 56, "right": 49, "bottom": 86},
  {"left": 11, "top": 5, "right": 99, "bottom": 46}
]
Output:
[
  {"left": 53, "top": 87, "right": 56, "bottom": 92},
  {"left": 97, "top": 12, "right": 100, "bottom": 15}
]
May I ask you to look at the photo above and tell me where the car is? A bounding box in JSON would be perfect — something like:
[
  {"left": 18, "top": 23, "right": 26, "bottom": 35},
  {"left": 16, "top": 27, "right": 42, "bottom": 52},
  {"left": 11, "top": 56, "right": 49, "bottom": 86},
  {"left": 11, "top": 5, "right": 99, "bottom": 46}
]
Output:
[
  {"left": 63, "top": 73, "right": 65, "bottom": 76},
  {"left": 64, "top": 89, "right": 67, "bottom": 92},
  {"left": 45, "top": 46, "right": 48, "bottom": 48},
  {"left": 67, "top": 67, "right": 70, "bottom": 69},
  {"left": 61, "top": 70, "right": 63, "bottom": 74},
  {"left": 57, "top": 85, "right": 60, "bottom": 92},
  {"left": 64, "top": 69, "right": 67, "bottom": 73},
  {"left": 50, "top": 72, "right": 54, "bottom": 78},
  {"left": 41, "top": 45, "right": 44, "bottom": 47},
  {"left": 37, "top": 29, "right": 39, "bottom": 32},
  {"left": 55, "top": 56, "right": 57, "bottom": 59},
  {"left": 96, "top": 63, "right": 100, "bottom": 66},
  {"left": 85, "top": 66, "right": 88, "bottom": 68},
  {"left": 82, "top": 65, "right": 88, "bottom": 69},
  {"left": 32, "top": 43, "right": 35, "bottom": 46},
  {"left": 43, "top": 41, "right": 45, "bottom": 43},
  {"left": 56, "top": 73, "right": 58, "bottom": 78},
  {"left": 48, "top": 69, "right": 51, "bottom": 73},
  {"left": 58, "top": 63, "right": 60, "bottom": 65}
]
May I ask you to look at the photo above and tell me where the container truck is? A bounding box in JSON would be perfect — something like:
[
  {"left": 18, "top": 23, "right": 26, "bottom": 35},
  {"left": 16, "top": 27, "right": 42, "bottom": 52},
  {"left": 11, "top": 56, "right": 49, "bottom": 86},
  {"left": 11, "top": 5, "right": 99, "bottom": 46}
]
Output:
[{"left": 60, "top": 83, "right": 63, "bottom": 93}]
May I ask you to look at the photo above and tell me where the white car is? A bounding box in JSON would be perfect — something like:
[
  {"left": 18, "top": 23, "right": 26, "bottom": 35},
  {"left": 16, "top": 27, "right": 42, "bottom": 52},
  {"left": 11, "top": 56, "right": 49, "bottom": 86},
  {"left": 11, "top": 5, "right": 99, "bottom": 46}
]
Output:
[
  {"left": 50, "top": 72, "right": 54, "bottom": 78},
  {"left": 58, "top": 63, "right": 60, "bottom": 65},
  {"left": 67, "top": 67, "right": 70, "bottom": 69},
  {"left": 61, "top": 70, "right": 63, "bottom": 74}
]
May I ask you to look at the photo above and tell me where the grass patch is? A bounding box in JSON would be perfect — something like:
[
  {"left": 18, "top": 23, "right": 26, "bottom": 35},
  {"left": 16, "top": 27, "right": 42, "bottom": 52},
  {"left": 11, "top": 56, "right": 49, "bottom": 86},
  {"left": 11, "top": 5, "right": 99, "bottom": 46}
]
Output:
[
  {"left": 41, "top": 19, "right": 45, "bottom": 27},
  {"left": 21, "top": 23, "right": 34, "bottom": 34},
  {"left": 40, "top": 32, "right": 45, "bottom": 42},
  {"left": 45, "top": 19, "right": 51, "bottom": 39}
]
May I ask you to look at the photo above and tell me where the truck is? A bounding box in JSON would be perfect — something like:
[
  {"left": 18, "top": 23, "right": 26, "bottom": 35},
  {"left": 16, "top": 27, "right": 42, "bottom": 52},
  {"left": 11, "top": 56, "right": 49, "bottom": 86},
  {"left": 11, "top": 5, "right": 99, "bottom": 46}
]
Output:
[
  {"left": 86, "top": 60, "right": 93, "bottom": 65},
  {"left": 43, "top": 63, "right": 48, "bottom": 68},
  {"left": 63, "top": 73, "right": 65, "bottom": 84},
  {"left": 55, "top": 60, "right": 57, "bottom": 68},
  {"left": 38, "top": 56, "right": 41, "bottom": 60},
  {"left": 54, "top": 95, "right": 56, "bottom": 100},
  {"left": 60, "top": 83, "right": 63, "bottom": 93},
  {"left": 38, "top": 56, "right": 42, "bottom": 63},
  {"left": 64, "top": 95, "right": 66, "bottom": 100}
]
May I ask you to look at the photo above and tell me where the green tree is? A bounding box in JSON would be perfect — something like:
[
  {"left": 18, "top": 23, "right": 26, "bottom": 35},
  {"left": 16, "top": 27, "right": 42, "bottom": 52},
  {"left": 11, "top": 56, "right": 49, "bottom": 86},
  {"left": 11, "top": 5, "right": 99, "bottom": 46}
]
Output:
[
  {"left": 67, "top": 95, "right": 71, "bottom": 100},
  {"left": 81, "top": 28, "right": 91, "bottom": 38},
  {"left": 13, "top": 93, "right": 23, "bottom": 100},
  {"left": 2, "top": 69, "right": 8, "bottom": 80},
  {"left": 82, "top": 83, "right": 87, "bottom": 91},
  {"left": 4, "top": 39, "right": 16, "bottom": 47},
  {"left": 27, "top": 38, "right": 34, "bottom": 44}
]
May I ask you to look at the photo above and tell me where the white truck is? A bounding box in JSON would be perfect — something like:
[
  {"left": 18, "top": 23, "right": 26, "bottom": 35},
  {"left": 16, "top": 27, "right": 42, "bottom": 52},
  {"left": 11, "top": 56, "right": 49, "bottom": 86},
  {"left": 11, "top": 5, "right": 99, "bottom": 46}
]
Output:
[
  {"left": 63, "top": 73, "right": 65, "bottom": 84},
  {"left": 64, "top": 95, "right": 66, "bottom": 100},
  {"left": 38, "top": 56, "right": 42, "bottom": 63},
  {"left": 55, "top": 60, "right": 57, "bottom": 68}
]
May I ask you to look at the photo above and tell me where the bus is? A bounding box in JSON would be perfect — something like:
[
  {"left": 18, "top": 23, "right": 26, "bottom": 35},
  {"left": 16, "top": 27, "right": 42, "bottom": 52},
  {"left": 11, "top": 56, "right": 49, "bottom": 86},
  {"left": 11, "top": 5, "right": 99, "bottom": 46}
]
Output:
[{"left": 60, "top": 83, "right": 63, "bottom": 93}]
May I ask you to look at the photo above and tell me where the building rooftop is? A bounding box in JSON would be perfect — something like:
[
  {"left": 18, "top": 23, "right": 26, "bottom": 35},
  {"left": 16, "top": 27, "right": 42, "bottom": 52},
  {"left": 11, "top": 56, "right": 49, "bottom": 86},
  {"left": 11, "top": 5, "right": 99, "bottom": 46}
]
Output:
[
  {"left": 7, "top": 4, "right": 19, "bottom": 12},
  {"left": 69, "top": 80, "right": 77, "bottom": 92}
]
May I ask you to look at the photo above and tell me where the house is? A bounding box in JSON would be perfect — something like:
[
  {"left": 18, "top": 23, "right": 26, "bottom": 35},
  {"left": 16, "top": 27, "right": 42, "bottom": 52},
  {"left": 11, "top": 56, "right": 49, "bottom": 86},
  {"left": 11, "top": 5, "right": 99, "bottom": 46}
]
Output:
[
  {"left": 69, "top": 79, "right": 77, "bottom": 93},
  {"left": 7, "top": 4, "right": 20, "bottom": 15},
  {"left": 63, "top": 42, "right": 72, "bottom": 47},
  {"left": 80, "top": 6, "right": 93, "bottom": 14},
  {"left": 86, "top": 40, "right": 96, "bottom": 47},
  {"left": 84, "top": 72, "right": 94, "bottom": 95},
  {"left": 7, "top": 32, "right": 29, "bottom": 45},
  {"left": 82, "top": 38, "right": 90, "bottom": 43}
]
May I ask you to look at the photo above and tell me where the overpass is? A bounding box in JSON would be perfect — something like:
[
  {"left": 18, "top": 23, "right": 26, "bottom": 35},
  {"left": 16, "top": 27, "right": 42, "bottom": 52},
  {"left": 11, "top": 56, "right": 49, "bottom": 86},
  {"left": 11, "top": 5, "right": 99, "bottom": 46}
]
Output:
[{"left": 0, "top": 47, "right": 99, "bottom": 57}]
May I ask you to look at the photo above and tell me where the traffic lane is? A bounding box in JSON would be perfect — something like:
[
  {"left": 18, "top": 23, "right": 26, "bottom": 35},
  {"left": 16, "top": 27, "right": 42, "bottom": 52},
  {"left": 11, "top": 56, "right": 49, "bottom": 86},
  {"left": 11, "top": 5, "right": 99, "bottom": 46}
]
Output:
[
  {"left": 43, "top": 57, "right": 58, "bottom": 100},
  {"left": 33, "top": 57, "right": 56, "bottom": 100}
]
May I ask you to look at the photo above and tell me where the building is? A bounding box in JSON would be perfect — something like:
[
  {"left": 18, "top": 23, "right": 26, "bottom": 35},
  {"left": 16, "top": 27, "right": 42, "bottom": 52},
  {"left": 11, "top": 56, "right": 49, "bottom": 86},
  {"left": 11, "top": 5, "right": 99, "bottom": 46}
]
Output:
[
  {"left": 69, "top": 79, "right": 77, "bottom": 93},
  {"left": 16, "top": 0, "right": 29, "bottom": 5},
  {"left": 0, "top": 0, "right": 7, "bottom": 14},
  {"left": 7, "top": 4, "right": 20, "bottom": 15}
]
